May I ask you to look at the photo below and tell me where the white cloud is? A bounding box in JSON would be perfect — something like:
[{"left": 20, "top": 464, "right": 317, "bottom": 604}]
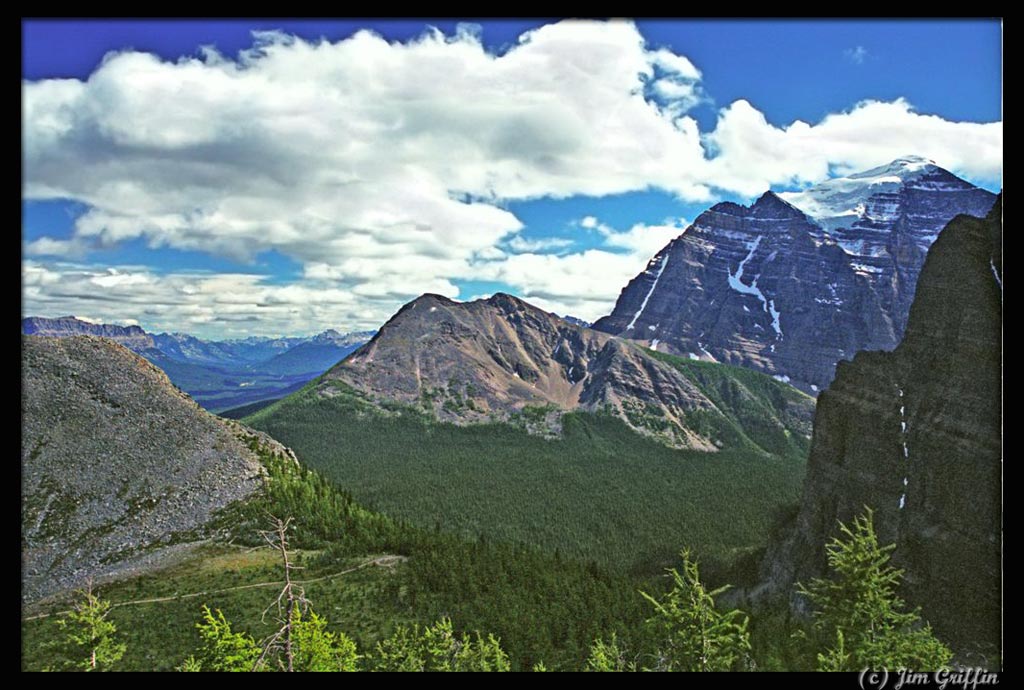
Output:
[
  {"left": 703, "top": 98, "right": 1002, "bottom": 196},
  {"left": 651, "top": 48, "right": 701, "bottom": 80},
  {"left": 22, "top": 20, "right": 1002, "bottom": 333},
  {"left": 844, "top": 46, "right": 868, "bottom": 64},
  {"left": 475, "top": 216, "right": 687, "bottom": 321},
  {"left": 600, "top": 218, "right": 688, "bottom": 257},
  {"left": 505, "top": 235, "right": 575, "bottom": 253},
  {"left": 24, "top": 236, "right": 91, "bottom": 258},
  {"left": 22, "top": 261, "right": 393, "bottom": 338},
  {"left": 23, "top": 20, "right": 718, "bottom": 328}
]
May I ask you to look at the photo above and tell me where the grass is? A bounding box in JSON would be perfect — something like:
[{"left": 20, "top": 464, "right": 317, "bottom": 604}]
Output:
[{"left": 21, "top": 544, "right": 412, "bottom": 672}]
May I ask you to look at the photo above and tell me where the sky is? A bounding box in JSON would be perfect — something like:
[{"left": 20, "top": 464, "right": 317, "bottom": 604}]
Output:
[{"left": 22, "top": 18, "right": 1003, "bottom": 339}]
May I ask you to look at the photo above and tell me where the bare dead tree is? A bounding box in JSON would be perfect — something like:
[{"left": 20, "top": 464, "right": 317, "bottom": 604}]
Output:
[{"left": 251, "top": 514, "right": 309, "bottom": 672}]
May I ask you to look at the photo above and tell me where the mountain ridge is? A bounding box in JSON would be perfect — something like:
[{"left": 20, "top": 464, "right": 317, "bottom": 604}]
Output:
[
  {"left": 313, "top": 291, "right": 814, "bottom": 453},
  {"left": 21, "top": 335, "right": 290, "bottom": 603},
  {"left": 593, "top": 157, "right": 997, "bottom": 392}
]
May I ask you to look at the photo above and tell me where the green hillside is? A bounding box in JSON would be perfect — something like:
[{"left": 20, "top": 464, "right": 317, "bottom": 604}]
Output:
[
  {"left": 246, "top": 355, "right": 813, "bottom": 576},
  {"left": 22, "top": 442, "right": 652, "bottom": 671}
]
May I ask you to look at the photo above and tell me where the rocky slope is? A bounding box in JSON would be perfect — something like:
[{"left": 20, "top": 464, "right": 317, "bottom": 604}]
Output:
[
  {"left": 757, "top": 197, "right": 1002, "bottom": 657},
  {"left": 321, "top": 292, "right": 814, "bottom": 452},
  {"left": 594, "top": 158, "right": 996, "bottom": 392},
  {"left": 21, "top": 336, "right": 280, "bottom": 603}
]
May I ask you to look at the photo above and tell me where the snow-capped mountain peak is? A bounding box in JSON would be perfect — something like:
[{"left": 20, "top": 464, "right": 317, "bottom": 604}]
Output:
[
  {"left": 848, "top": 154, "right": 937, "bottom": 180},
  {"left": 778, "top": 156, "right": 955, "bottom": 232}
]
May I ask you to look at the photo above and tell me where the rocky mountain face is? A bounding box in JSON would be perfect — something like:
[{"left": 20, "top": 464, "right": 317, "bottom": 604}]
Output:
[
  {"left": 757, "top": 198, "right": 1002, "bottom": 657},
  {"left": 322, "top": 292, "right": 815, "bottom": 452},
  {"left": 560, "top": 315, "right": 592, "bottom": 328},
  {"left": 151, "top": 331, "right": 259, "bottom": 365},
  {"left": 593, "top": 158, "right": 996, "bottom": 392},
  {"left": 21, "top": 336, "right": 280, "bottom": 603}
]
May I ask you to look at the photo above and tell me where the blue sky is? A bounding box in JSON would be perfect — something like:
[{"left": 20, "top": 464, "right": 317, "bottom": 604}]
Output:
[{"left": 23, "top": 19, "right": 1002, "bottom": 338}]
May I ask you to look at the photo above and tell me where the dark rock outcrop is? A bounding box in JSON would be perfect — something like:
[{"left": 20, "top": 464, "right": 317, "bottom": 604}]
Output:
[
  {"left": 757, "top": 197, "right": 1002, "bottom": 657},
  {"left": 21, "top": 336, "right": 273, "bottom": 603},
  {"left": 594, "top": 158, "right": 996, "bottom": 393}
]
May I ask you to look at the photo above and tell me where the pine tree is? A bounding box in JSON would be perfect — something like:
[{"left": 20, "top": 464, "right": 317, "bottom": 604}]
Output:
[
  {"left": 797, "top": 508, "right": 953, "bottom": 671},
  {"left": 639, "top": 549, "right": 751, "bottom": 671},
  {"left": 189, "top": 605, "right": 261, "bottom": 672},
  {"left": 47, "top": 583, "right": 126, "bottom": 672},
  {"left": 290, "top": 609, "right": 360, "bottom": 671},
  {"left": 369, "top": 618, "right": 510, "bottom": 672},
  {"left": 586, "top": 632, "right": 633, "bottom": 671}
]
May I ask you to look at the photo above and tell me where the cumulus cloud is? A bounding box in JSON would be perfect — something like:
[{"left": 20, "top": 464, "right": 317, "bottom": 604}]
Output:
[
  {"left": 23, "top": 261, "right": 394, "bottom": 338},
  {"left": 23, "top": 20, "right": 718, "bottom": 328},
  {"left": 475, "top": 216, "right": 688, "bottom": 321},
  {"left": 22, "top": 20, "right": 1002, "bottom": 333},
  {"left": 703, "top": 98, "right": 1002, "bottom": 196},
  {"left": 24, "top": 236, "right": 91, "bottom": 258}
]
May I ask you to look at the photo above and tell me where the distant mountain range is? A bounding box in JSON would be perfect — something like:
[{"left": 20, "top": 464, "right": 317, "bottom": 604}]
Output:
[
  {"left": 21, "top": 316, "right": 374, "bottom": 412},
  {"left": 594, "top": 156, "right": 997, "bottom": 393}
]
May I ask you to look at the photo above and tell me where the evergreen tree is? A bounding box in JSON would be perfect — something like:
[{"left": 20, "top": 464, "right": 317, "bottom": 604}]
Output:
[
  {"left": 47, "top": 584, "right": 126, "bottom": 672},
  {"left": 189, "top": 605, "right": 261, "bottom": 672},
  {"left": 586, "top": 632, "right": 633, "bottom": 671},
  {"left": 797, "top": 509, "right": 953, "bottom": 671},
  {"left": 639, "top": 549, "right": 751, "bottom": 671},
  {"left": 290, "top": 609, "right": 360, "bottom": 672},
  {"left": 369, "top": 618, "right": 510, "bottom": 672}
]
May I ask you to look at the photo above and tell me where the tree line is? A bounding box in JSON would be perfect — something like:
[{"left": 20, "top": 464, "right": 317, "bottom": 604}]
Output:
[{"left": 45, "top": 508, "right": 951, "bottom": 672}]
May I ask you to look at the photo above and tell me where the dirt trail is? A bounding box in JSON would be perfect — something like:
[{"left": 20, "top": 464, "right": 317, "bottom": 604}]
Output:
[{"left": 22, "top": 555, "right": 406, "bottom": 622}]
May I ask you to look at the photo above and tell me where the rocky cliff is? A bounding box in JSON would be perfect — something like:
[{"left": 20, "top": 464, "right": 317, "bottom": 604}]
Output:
[
  {"left": 594, "top": 158, "right": 996, "bottom": 392},
  {"left": 21, "top": 336, "right": 274, "bottom": 603},
  {"left": 757, "top": 197, "right": 1002, "bottom": 657},
  {"left": 324, "top": 292, "right": 815, "bottom": 452}
]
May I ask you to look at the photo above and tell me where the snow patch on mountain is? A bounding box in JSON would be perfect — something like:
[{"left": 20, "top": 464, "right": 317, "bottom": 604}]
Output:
[
  {"left": 626, "top": 253, "right": 669, "bottom": 330},
  {"left": 780, "top": 155, "right": 938, "bottom": 232}
]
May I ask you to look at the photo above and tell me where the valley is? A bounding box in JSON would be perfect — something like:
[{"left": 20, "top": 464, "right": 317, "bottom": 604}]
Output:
[
  {"left": 22, "top": 317, "right": 373, "bottom": 413},
  {"left": 21, "top": 174, "right": 1002, "bottom": 672}
]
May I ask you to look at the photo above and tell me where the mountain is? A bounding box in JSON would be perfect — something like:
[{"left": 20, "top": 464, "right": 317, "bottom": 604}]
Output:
[
  {"left": 259, "top": 329, "right": 376, "bottom": 376},
  {"left": 245, "top": 292, "right": 816, "bottom": 575},
  {"left": 21, "top": 336, "right": 282, "bottom": 603},
  {"left": 757, "top": 197, "right": 1002, "bottom": 657},
  {"left": 151, "top": 331, "right": 254, "bottom": 365},
  {"left": 593, "top": 158, "right": 996, "bottom": 392},
  {"left": 323, "top": 292, "right": 814, "bottom": 451},
  {"left": 21, "top": 317, "right": 375, "bottom": 413},
  {"left": 561, "top": 315, "right": 592, "bottom": 328},
  {"left": 22, "top": 316, "right": 155, "bottom": 351}
]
